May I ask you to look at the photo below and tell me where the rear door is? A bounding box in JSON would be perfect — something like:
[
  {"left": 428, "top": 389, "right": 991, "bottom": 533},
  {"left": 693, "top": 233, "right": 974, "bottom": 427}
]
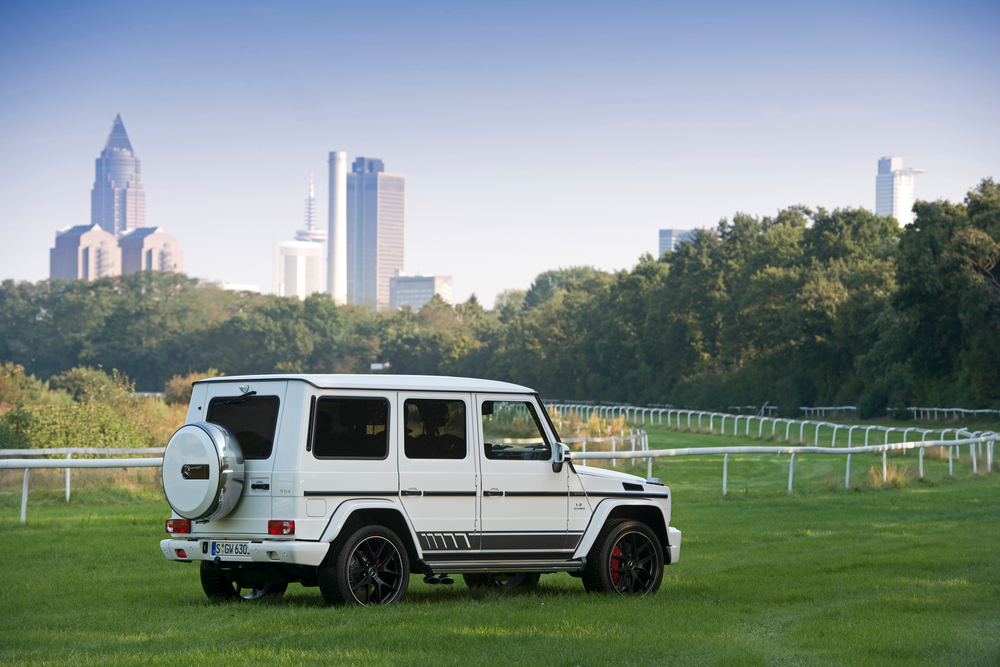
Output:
[
  {"left": 396, "top": 393, "right": 479, "bottom": 559},
  {"left": 195, "top": 380, "right": 287, "bottom": 536},
  {"left": 475, "top": 395, "right": 572, "bottom": 559}
]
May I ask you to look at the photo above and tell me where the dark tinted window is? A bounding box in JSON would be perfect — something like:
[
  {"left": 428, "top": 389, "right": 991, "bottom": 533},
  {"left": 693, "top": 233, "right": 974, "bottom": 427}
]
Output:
[
  {"left": 207, "top": 396, "right": 280, "bottom": 459},
  {"left": 482, "top": 400, "right": 551, "bottom": 461},
  {"left": 404, "top": 399, "right": 466, "bottom": 459},
  {"left": 312, "top": 397, "right": 389, "bottom": 459}
]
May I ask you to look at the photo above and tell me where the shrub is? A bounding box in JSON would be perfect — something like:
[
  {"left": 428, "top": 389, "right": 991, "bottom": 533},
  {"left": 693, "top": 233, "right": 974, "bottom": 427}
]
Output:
[{"left": 164, "top": 368, "right": 223, "bottom": 406}]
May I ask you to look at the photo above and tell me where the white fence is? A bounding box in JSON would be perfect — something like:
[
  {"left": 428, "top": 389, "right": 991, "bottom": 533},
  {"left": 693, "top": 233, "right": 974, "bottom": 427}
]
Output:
[
  {"left": 1, "top": 447, "right": 164, "bottom": 524},
  {"left": 570, "top": 436, "right": 995, "bottom": 495}
]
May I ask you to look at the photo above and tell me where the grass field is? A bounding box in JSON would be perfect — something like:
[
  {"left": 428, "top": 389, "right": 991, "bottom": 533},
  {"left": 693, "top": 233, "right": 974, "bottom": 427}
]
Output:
[{"left": 1, "top": 424, "right": 998, "bottom": 666}]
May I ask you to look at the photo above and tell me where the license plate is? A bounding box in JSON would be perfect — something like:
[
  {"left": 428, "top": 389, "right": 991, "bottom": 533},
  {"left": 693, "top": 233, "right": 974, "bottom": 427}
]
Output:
[{"left": 211, "top": 541, "right": 250, "bottom": 557}]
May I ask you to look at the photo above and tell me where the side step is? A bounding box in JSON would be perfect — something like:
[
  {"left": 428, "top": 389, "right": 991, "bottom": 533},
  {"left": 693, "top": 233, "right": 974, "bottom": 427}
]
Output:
[{"left": 420, "top": 558, "right": 586, "bottom": 574}]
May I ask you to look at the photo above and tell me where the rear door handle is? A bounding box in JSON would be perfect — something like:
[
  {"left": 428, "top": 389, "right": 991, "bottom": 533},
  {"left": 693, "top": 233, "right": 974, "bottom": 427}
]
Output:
[
  {"left": 483, "top": 489, "right": 504, "bottom": 497},
  {"left": 401, "top": 489, "right": 423, "bottom": 497}
]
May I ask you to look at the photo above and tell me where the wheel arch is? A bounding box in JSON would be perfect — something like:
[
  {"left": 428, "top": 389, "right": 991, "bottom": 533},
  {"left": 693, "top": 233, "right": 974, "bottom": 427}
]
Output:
[
  {"left": 573, "top": 499, "right": 671, "bottom": 560},
  {"left": 319, "top": 499, "right": 422, "bottom": 563}
]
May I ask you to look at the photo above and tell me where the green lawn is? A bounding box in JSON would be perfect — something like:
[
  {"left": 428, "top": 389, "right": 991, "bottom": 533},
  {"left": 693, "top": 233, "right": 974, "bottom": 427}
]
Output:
[{"left": 1, "top": 426, "right": 998, "bottom": 666}]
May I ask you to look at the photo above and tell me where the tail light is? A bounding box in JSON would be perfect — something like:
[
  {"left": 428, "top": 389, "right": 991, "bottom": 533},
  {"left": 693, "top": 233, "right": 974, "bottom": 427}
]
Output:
[
  {"left": 268, "top": 520, "right": 295, "bottom": 535},
  {"left": 176, "top": 549, "right": 188, "bottom": 559},
  {"left": 166, "top": 518, "right": 191, "bottom": 534}
]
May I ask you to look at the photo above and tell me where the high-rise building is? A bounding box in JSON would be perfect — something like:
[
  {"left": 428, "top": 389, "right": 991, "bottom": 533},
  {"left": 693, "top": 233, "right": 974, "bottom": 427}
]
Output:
[
  {"left": 91, "top": 114, "right": 145, "bottom": 236},
  {"left": 274, "top": 241, "right": 323, "bottom": 299},
  {"left": 659, "top": 229, "right": 696, "bottom": 256},
  {"left": 346, "top": 157, "right": 405, "bottom": 310},
  {"left": 389, "top": 274, "right": 453, "bottom": 310},
  {"left": 119, "top": 227, "right": 183, "bottom": 274},
  {"left": 50, "top": 224, "right": 122, "bottom": 280},
  {"left": 875, "top": 157, "right": 924, "bottom": 226}
]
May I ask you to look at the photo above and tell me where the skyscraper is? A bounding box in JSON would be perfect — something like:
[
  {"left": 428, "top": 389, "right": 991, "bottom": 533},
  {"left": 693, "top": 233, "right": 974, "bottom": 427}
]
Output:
[
  {"left": 91, "top": 114, "right": 145, "bottom": 236},
  {"left": 875, "top": 157, "right": 924, "bottom": 226},
  {"left": 346, "top": 157, "right": 404, "bottom": 310}
]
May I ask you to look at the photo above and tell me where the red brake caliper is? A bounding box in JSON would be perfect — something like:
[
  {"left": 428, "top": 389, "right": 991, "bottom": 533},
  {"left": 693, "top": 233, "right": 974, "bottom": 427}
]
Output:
[{"left": 610, "top": 545, "right": 621, "bottom": 584}]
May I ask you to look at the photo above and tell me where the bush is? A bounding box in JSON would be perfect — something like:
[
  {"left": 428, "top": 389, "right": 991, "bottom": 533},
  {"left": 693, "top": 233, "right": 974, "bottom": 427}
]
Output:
[{"left": 164, "top": 368, "right": 223, "bottom": 406}]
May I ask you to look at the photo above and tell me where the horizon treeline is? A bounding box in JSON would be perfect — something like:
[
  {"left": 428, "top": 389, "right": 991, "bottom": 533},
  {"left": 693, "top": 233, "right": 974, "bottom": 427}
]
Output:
[{"left": 2, "top": 178, "right": 997, "bottom": 417}]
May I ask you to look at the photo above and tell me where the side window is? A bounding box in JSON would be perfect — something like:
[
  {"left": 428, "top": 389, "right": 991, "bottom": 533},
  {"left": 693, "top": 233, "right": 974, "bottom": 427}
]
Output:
[
  {"left": 311, "top": 397, "right": 389, "bottom": 459},
  {"left": 206, "top": 395, "right": 280, "bottom": 460},
  {"left": 404, "top": 399, "right": 466, "bottom": 460},
  {"left": 482, "top": 400, "right": 551, "bottom": 461}
]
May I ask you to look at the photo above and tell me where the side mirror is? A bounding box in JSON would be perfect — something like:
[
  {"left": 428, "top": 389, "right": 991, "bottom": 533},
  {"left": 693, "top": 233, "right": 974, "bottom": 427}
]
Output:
[{"left": 552, "top": 442, "right": 570, "bottom": 473}]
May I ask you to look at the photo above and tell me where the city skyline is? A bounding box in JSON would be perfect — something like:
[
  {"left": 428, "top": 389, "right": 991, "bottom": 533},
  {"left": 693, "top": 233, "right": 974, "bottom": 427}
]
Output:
[{"left": 1, "top": 1, "right": 998, "bottom": 307}]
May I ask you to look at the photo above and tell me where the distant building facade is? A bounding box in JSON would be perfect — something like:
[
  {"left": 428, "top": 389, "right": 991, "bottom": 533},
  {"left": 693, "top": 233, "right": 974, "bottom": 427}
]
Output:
[
  {"left": 347, "top": 157, "right": 404, "bottom": 310},
  {"left": 50, "top": 224, "right": 122, "bottom": 280},
  {"left": 119, "top": 227, "right": 183, "bottom": 274},
  {"left": 659, "top": 229, "right": 696, "bottom": 256},
  {"left": 389, "top": 274, "right": 453, "bottom": 310},
  {"left": 875, "top": 157, "right": 924, "bottom": 226},
  {"left": 91, "top": 114, "right": 145, "bottom": 236},
  {"left": 274, "top": 241, "right": 323, "bottom": 299}
]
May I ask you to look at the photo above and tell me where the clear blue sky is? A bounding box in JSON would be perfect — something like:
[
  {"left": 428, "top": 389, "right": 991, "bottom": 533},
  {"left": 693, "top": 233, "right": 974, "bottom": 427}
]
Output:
[{"left": 1, "top": 0, "right": 997, "bottom": 305}]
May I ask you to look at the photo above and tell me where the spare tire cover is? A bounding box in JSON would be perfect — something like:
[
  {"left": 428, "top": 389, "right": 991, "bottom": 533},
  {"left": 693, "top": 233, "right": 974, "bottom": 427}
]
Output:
[{"left": 162, "top": 422, "right": 245, "bottom": 520}]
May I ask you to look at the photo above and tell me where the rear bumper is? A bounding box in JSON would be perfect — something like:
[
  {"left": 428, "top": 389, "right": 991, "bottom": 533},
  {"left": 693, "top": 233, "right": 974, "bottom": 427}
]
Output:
[
  {"left": 666, "top": 527, "right": 681, "bottom": 564},
  {"left": 160, "top": 539, "right": 329, "bottom": 567}
]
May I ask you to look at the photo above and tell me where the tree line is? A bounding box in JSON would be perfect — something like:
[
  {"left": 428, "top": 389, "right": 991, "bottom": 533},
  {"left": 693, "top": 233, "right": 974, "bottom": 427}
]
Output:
[{"left": 1, "top": 178, "right": 997, "bottom": 417}]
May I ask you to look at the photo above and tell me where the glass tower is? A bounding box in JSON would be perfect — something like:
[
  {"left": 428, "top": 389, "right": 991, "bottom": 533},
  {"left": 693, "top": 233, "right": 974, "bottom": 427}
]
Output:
[
  {"left": 346, "top": 157, "right": 405, "bottom": 310},
  {"left": 91, "top": 114, "right": 145, "bottom": 236}
]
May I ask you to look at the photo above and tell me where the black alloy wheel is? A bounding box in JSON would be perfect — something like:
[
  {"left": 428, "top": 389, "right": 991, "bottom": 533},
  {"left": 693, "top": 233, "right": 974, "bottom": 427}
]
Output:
[
  {"left": 582, "top": 519, "right": 663, "bottom": 595},
  {"left": 320, "top": 525, "right": 410, "bottom": 606},
  {"left": 199, "top": 561, "right": 288, "bottom": 601}
]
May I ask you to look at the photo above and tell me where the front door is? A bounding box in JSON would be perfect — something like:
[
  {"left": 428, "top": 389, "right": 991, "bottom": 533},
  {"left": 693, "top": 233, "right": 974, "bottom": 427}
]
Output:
[
  {"left": 475, "top": 395, "right": 571, "bottom": 559},
  {"left": 396, "top": 393, "right": 479, "bottom": 560}
]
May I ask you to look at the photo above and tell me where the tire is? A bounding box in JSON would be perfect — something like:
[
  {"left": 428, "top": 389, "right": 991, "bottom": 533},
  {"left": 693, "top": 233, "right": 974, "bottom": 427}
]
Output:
[
  {"left": 582, "top": 520, "right": 663, "bottom": 595},
  {"left": 319, "top": 525, "right": 410, "bottom": 606},
  {"left": 199, "top": 561, "right": 288, "bottom": 601},
  {"left": 462, "top": 572, "right": 540, "bottom": 590}
]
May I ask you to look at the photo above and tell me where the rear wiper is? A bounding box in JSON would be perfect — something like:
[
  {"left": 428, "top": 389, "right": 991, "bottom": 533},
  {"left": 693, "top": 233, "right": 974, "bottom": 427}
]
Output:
[{"left": 215, "top": 390, "right": 257, "bottom": 406}]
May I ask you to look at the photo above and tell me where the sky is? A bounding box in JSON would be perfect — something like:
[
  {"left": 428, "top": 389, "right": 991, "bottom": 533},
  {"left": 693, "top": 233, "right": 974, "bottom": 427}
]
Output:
[{"left": 1, "top": 0, "right": 998, "bottom": 306}]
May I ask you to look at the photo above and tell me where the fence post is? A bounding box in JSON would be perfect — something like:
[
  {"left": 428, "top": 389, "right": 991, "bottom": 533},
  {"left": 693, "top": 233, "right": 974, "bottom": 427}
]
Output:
[
  {"left": 971, "top": 443, "right": 977, "bottom": 474},
  {"left": 919, "top": 447, "right": 924, "bottom": 479},
  {"left": 21, "top": 469, "right": 30, "bottom": 524},
  {"left": 949, "top": 446, "right": 953, "bottom": 476},
  {"left": 647, "top": 456, "right": 653, "bottom": 479},
  {"left": 723, "top": 453, "right": 729, "bottom": 496},
  {"left": 788, "top": 453, "right": 795, "bottom": 494},
  {"left": 845, "top": 453, "right": 851, "bottom": 488},
  {"left": 66, "top": 452, "right": 72, "bottom": 502},
  {"left": 612, "top": 436, "right": 617, "bottom": 468},
  {"left": 882, "top": 450, "right": 887, "bottom": 483}
]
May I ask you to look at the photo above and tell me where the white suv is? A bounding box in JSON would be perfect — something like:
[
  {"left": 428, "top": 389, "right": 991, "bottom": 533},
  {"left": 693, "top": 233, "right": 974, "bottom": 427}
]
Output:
[{"left": 160, "top": 375, "right": 680, "bottom": 605}]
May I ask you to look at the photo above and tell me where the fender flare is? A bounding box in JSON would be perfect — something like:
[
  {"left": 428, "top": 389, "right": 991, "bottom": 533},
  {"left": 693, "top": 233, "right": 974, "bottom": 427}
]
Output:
[
  {"left": 572, "top": 498, "right": 672, "bottom": 560},
  {"left": 317, "top": 497, "right": 423, "bottom": 558}
]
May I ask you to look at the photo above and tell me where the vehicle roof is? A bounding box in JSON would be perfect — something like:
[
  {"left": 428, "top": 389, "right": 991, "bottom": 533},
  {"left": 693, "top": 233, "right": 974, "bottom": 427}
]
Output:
[{"left": 194, "top": 374, "right": 536, "bottom": 394}]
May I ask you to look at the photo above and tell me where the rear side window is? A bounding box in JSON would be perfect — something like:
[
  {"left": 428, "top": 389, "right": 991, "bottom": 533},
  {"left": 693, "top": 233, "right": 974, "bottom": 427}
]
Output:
[
  {"left": 404, "top": 399, "right": 466, "bottom": 459},
  {"left": 207, "top": 396, "right": 280, "bottom": 460},
  {"left": 311, "top": 397, "right": 389, "bottom": 459}
]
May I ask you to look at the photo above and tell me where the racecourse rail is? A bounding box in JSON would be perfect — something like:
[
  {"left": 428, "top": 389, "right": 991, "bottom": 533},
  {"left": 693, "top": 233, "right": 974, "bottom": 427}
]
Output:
[{"left": 2, "top": 415, "right": 995, "bottom": 522}]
